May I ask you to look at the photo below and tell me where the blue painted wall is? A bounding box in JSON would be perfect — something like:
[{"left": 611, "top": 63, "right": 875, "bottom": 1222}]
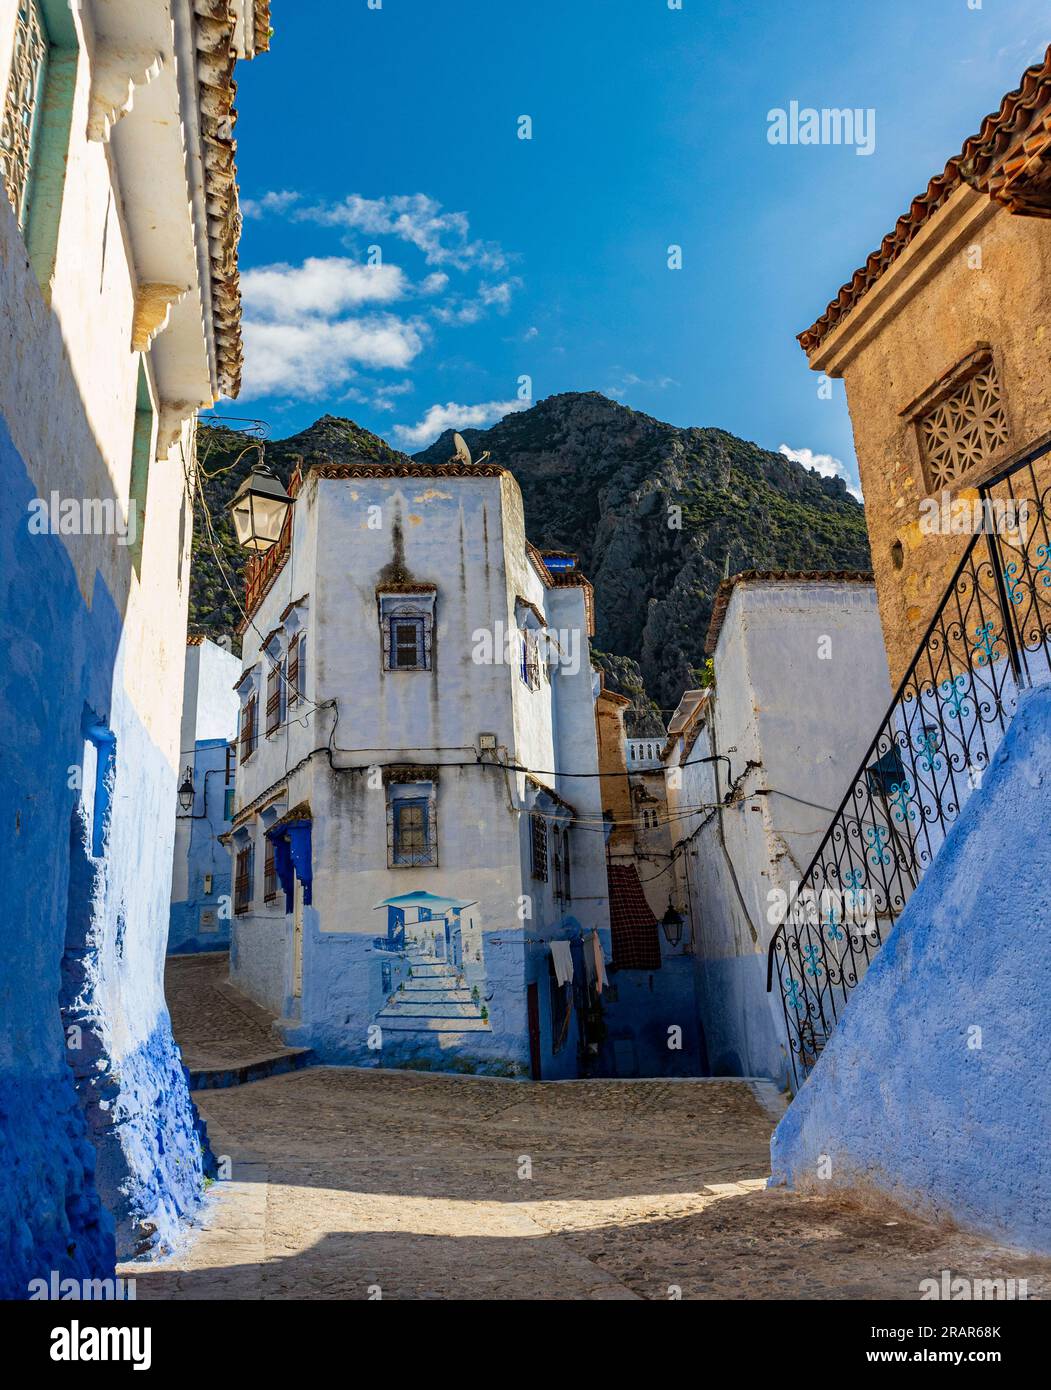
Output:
[
  {"left": 770, "top": 683, "right": 1051, "bottom": 1253},
  {"left": 169, "top": 738, "right": 234, "bottom": 954},
  {"left": 598, "top": 954, "right": 706, "bottom": 1077},
  {"left": 284, "top": 921, "right": 531, "bottom": 1076},
  {"left": 1, "top": 421, "right": 204, "bottom": 1284},
  {"left": 693, "top": 953, "right": 787, "bottom": 1084}
]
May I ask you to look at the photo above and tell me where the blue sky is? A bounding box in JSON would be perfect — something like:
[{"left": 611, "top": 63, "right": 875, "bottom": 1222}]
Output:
[{"left": 224, "top": 0, "right": 1049, "bottom": 493}]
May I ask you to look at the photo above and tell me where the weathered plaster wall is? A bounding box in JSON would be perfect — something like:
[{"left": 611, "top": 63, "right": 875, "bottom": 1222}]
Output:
[
  {"left": 771, "top": 684, "right": 1051, "bottom": 1254},
  {"left": 229, "top": 470, "right": 614, "bottom": 1076},
  {"left": 810, "top": 187, "right": 1051, "bottom": 682},
  {"left": 669, "top": 580, "right": 892, "bottom": 1085},
  {"left": 0, "top": 1, "right": 209, "bottom": 1282}
]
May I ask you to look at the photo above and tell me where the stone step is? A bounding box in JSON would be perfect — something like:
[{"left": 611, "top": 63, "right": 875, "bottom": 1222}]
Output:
[
  {"left": 396, "top": 987, "right": 476, "bottom": 1003},
  {"left": 186, "top": 1046, "right": 315, "bottom": 1091},
  {"left": 377, "top": 1000, "right": 486, "bottom": 1019},
  {"left": 375, "top": 1016, "right": 492, "bottom": 1033}
]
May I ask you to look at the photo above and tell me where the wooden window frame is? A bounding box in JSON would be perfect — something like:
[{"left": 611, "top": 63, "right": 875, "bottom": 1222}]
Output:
[
  {"left": 266, "top": 661, "right": 283, "bottom": 736},
  {"left": 234, "top": 843, "right": 253, "bottom": 914},
  {"left": 263, "top": 834, "right": 276, "bottom": 902},
  {"left": 240, "top": 695, "right": 258, "bottom": 762}
]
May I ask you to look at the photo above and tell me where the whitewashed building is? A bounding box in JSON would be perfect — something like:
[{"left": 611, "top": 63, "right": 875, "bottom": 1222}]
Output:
[
  {"left": 226, "top": 453, "right": 614, "bottom": 1079},
  {"left": 0, "top": 0, "right": 268, "bottom": 1288},
  {"left": 664, "top": 572, "right": 893, "bottom": 1085}
]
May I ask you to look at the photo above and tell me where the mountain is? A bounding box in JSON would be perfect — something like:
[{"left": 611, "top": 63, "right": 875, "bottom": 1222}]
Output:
[
  {"left": 189, "top": 393, "right": 870, "bottom": 730},
  {"left": 187, "top": 416, "right": 410, "bottom": 642},
  {"left": 414, "top": 392, "right": 870, "bottom": 719}
]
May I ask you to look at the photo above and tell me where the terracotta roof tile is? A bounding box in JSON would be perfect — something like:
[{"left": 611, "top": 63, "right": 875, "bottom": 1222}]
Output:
[{"left": 704, "top": 569, "right": 874, "bottom": 655}]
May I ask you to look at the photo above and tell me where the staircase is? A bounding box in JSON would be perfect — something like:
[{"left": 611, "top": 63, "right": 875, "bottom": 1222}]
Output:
[
  {"left": 768, "top": 441, "right": 1051, "bottom": 1085},
  {"left": 376, "top": 957, "right": 491, "bottom": 1033}
]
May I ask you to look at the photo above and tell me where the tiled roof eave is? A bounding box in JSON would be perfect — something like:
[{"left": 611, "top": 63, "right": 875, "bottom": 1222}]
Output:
[
  {"left": 704, "top": 569, "right": 874, "bottom": 655},
  {"left": 194, "top": 0, "right": 250, "bottom": 399}
]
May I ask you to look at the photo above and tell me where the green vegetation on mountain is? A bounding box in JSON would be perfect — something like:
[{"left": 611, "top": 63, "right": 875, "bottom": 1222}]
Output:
[{"left": 190, "top": 392, "right": 870, "bottom": 728}]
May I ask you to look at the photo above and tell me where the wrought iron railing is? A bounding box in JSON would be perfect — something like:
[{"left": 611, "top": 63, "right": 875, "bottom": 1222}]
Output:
[{"left": 768, "top": 438, "right": 1051, "bottom": 1086}]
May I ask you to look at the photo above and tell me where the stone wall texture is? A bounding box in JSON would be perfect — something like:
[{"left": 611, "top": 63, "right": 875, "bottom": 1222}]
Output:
[{"left": 810, "top": 188, "right": 1051, "bottom": 684}]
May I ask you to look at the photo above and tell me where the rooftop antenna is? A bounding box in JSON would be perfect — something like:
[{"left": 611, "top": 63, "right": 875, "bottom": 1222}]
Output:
[{"left": 449, "top": 430, "right": 490, "bottom": 467}]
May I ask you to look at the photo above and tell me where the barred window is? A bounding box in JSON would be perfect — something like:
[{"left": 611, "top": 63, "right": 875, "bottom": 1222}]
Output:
[
  {"left": 388, "top": 786, "right": 438, "bottom": 867},
  {"left": 391, "top": 616, "right": 425, "bottom": 670},
  {"left": 0, "top": 0, "right": 49, "bottom": 228},
  {"left": 287, "top": 635, "right": 302, "bottom": 706},
  {"left": 234, "top": 844, "right": 254, "bottom": 914},
  {"left": 520, "top": 629, "right": 541, "bottom": 690},
  {"left": 240, "top": 695, "right": 258, "bottom": 761},
  {"left": 380, "top": 593, "right": 434, "bottom": 672},
  {"left": 530, "top": 813, "right": 548, "bottom": 882},
  {"left": 266, "top": 661, "right": 283, "bottom": 735},
  {"left": 916, "top": 359, "right": 1009, "bottom": 491},
  {"left": 263, "top": 835, "right": 276, "bottom": 902},
  {"left": 553, "top": 826, "right": 571, "bottom": 902}
]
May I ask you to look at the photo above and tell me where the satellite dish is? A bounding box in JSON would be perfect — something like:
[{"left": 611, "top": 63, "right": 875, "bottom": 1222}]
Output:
[{"left": 451, "top": 432, "right": 472, "bottom": 466}]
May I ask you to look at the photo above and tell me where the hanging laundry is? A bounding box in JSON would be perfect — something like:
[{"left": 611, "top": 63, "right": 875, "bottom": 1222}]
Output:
[
  {"left": 549, "top": 938, "right": 574, "bottom": 986},
  {"left": 584, "top": 930, "right": 609, "bottom": 994}
]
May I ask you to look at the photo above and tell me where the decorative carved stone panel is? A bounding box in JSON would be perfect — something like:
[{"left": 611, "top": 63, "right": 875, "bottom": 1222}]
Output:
[
  {"left": 0, "top": 0, "right": 48, "bottom": 226},
  {"left": 915, "top": 358, "right": 1009, "bottom": 491}
]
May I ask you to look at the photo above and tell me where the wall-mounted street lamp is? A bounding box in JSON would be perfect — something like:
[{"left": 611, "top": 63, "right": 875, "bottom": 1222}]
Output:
[
  {"left": 178, "top": 768, "right": 195, "bottom": 812},
  {"left": 228, "top": 463, "right": 292, "bottom": 552},
  {"left": 660, "top": 900, "right": 685, "bottom": 948}
]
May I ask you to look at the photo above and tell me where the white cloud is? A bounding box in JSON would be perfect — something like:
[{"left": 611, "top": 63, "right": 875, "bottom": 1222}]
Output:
[
  {"left": 434, "top": 278, "right": 522, "bottom": 326},
  {"left": 240, "top": 316, "right": 425, "bottom": 400},
  {"left": 779, "top": 444, "right": 864, "bottom": 502},
  {"left": 241, "top": 257, "right": 406, "bottom": 318},
  {"left": 393, "top": 399, "right": 527, "bottom": 449},
  {"left": 293, "top": 193, "right": 508, "bottom": 271},
  {"left": 241, "top": 189, "right": 301, "bottom": 218}
]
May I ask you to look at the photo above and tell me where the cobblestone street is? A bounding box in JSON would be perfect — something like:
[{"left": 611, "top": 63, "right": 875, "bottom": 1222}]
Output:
[{"left": 124, "top": 1055, "right": 1051, "bottom": 1300}]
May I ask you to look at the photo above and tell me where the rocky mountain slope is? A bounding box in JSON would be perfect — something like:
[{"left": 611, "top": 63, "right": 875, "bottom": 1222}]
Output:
[{"left": 190, "top": 393, "right": 869, "bottom": 731}]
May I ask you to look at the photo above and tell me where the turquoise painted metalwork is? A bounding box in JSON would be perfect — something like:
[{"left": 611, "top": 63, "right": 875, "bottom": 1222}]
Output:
[
  {"left": 866, "top": 823, "right": 891, "bottom": 866},
  {"left": 802, "top": 944, "right": 823, "bottom": 978},
  {"left": 1004, "top": 562, "right": 1025, "bottom": 606},
  {"left": 824, "top": 905, "right": 844, "bottom": 942},
  {"left": 1034, "top": 543, "right": 1051, "bottom": 590},
  {"left": 915, "top": 727, "right": 942, "bottom": 774},
  {"left": 940, "top": 674, "right": 971, "bottom": 722},
  {"left": 889, "top": 777, "right": 916, "bottom": 824},
  {"left": 972, "top": 621, "right": 1002, "bottom": 668}
]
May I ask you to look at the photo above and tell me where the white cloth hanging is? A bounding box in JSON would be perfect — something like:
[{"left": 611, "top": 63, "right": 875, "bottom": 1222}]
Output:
[{"left": 549, "top": 938, "right": 574, "bottom": 986}]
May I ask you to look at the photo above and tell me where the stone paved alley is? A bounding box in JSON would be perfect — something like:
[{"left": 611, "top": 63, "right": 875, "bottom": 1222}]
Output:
[{"left": 126, "top": 959, "right": 1051, "bottom": 1301}]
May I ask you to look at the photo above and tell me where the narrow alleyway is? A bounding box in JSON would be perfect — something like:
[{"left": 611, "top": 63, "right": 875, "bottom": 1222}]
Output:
[{"left": 132, "top": 959, "right": 1051, "bottom": 1301}]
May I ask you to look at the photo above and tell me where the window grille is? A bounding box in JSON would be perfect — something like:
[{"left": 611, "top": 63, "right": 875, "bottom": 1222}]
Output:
[
  {"left": 520, "top": 628, "right": 541, "bottom": 690},
  {"left": 287, "top": 634, "right": 301, "bottom": 706},
  {"left": 530, "top": 813, "right": 548, "bottom": 881},
  {"left": 392, "top": 617, "right": 425, "bottom": 669},
  {"left": 0, "top": 0, "right": 48, "bottom": 227},
  {"left": 234, "top": 844, "right": 253, "bottom": 914},
  {"left": 266, "top": 662, "right": 282, "bottom": 735},
  {"left": 917, "top": 361, "right": 1009, "bottom": 491},
  {"left": 389, "top": 792, "right": 437, "bottom": 866},
  {"left": 553, "top": 826, "right": 571, "bottom": 902},
  {"left": 380, "top": 604, "right": 432, "bottom": 671},
  {"left": 263, "top": 835, "right": 276, "bottom": 901}
]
